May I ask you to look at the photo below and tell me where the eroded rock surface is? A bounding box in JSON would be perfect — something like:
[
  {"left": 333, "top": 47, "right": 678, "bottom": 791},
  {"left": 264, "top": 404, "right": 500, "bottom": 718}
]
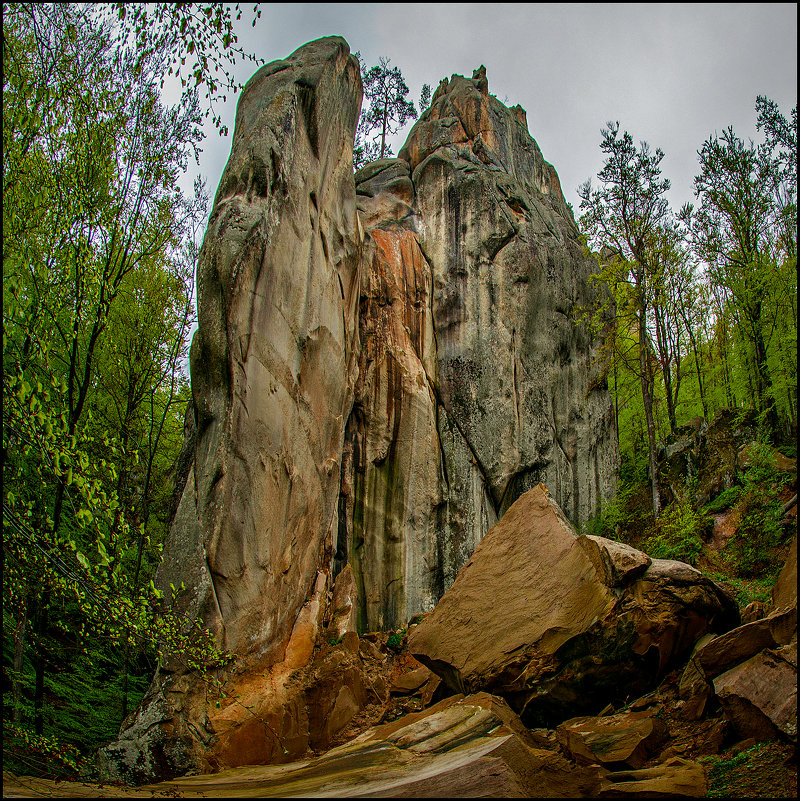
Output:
[
  {"left": 408, "top": 484, "right": 739, "bottom": 727},
  {"left": 100, "top": 36, "right": 364, "bottom": 782},
  {"left": 111, "top": 694, "right": 607, "bottom": 798},
  {"left": 339, "top": 66, "right": 618, "bottom": 631}
]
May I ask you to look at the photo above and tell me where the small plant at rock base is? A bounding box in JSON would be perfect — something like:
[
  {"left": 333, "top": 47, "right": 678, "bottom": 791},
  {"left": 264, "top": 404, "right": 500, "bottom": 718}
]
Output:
[{"left": 387, "top": 629, "right": 406, "bottom": 649}]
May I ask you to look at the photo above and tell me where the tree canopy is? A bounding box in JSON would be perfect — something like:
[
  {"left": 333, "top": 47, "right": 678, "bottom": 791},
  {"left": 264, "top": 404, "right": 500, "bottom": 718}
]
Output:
[{"left": 2, "top": 1, "right": 253, "bottom": 776}]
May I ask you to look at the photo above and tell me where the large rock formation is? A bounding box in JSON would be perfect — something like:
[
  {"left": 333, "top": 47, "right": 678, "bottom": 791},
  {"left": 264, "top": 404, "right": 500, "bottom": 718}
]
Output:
[
  {"left": 339, "top": 65, "right": 618, "bottom": 631},
  {"left": 100, "top": 36, "right": 364, "bottom": 782},
  {"left": 101, "top": 40, "right": 619, "bottom": 781},
  {"left": 408, "top": 484, "right": 739, "bottom": 727}
]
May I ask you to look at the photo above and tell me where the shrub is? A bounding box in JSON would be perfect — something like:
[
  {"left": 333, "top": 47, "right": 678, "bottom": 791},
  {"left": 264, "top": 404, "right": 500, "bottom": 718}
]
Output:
[
  {"left": 644, "top": 499, "right": 705, "bottom": 565},
  {"left": 586, "top": 472, "right": 652, "bottom": 542},
  {"left": 726, "top": 442, "right": 785, "bottom": 576},
  {"left": 386, "top": 629, "right": 406, "bottom": 649},
  {"left": 701, "top": 485, "right": 741, "bottom": 515},
  {"left": 708, "top": 571, "right": 775, "bottom": 609}
]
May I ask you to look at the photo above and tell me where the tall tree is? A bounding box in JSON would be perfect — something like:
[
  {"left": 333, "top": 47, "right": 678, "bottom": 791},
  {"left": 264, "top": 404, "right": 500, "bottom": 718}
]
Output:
[
  {"left": 690, "top": 126, "right": 779, "bottom": 437},
  {"left": 354, "top": 53, "right": 417, "bottom": 167},
  {"left": 579, "top": 122, "right": 673, "bottom": 517},
  {"left": 2, "top": 4, "right": 222, "bottom": 764}
]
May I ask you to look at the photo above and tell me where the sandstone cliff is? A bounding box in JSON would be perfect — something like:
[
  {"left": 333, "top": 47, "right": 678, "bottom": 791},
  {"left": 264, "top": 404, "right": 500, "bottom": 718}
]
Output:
[
  {"left": 100, "top": 40, "right": 618, "bottom": 782},
  {"left": 340, "top": 66, "right": 618, "bottom": 631}
]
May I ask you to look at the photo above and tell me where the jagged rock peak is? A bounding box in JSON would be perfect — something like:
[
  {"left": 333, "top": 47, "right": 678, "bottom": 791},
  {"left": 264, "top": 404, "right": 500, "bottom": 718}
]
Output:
[{"left": 399, "top": 65, "right": 568, "bottom": 219}]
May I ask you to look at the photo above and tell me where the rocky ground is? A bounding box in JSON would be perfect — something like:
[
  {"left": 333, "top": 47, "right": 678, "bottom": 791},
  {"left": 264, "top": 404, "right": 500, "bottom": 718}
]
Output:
[
  {"left": 4, "top": 556, "right": 796, "bottom": 798},
  {"left": 5, "top": 429, "right": 796, "bottom": 798}
]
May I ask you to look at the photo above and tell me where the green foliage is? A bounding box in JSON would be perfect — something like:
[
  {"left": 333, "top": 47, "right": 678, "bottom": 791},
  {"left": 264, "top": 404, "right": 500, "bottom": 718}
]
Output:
[
  {"left": 96, "top": 3, "right": 265, "bottom": 137},
  {"left": 701, "top": 485, "right": 741, "bottom": 515},
  {"left": 644, "top": 499, "right": 705, "bottom": 565},
  {"left": 584, "top": 458, "right": 652, "bottom": 541},
  {"left": 725, "top": 443, "right": 785, "bottom": 576},
  {"left": 3, "top": 722, "right": 84, "bottom": 780},
  {"left": 387, "top": 629, "right": 406, "bottom": 649},
  {"left": 419, "top": 83, "right": 432, "bottom": 112},
  {"left": 353, "top": 53, "right": 418, "bottom": 168},
  {"left": 582, "top": 97, "right": 796, "bottom": 525},
  {"left": 707, "top": 571, "right": 774, "bottom": 610},
  {"left": 702, "top": 742, "right": 793, "bottom": 798},
  {"left": 2, "top": 4, "right": 235, "bottom": 773}
]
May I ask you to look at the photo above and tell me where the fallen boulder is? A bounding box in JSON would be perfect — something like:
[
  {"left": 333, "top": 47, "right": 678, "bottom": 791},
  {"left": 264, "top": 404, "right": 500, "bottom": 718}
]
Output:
[
  {"left": 556, "top": 709, "right": 668, "bottom": 768},
  {"left": 408, "top": 484, "right": 738, "bottom": 727},
  {"left": 713, "top": 638, "right": 797, "bottom": 742},
  {"left": 598, "top": 757, "right": 707, "bottom": 798}
]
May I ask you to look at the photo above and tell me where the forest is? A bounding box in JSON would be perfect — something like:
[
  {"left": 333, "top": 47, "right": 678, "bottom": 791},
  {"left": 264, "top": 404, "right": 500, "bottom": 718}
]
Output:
[{"left": 2, "top": 1, "right": 797, "bottom": 785}]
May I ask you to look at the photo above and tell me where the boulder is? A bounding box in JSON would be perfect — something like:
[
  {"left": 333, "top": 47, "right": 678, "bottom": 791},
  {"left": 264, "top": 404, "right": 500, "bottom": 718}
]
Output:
[
  {"left": 577, "top": 534, "right": 652, "bottom": 587},
  {"left": 390, "top": 666, "right": 433, "bottom": 696},
  {"left": 598, "top": 757, "right": 707, "bottom": 797},
  {"left": 408, "top": 484, "right": 739, "bottom": 727},
  {"left": 694, "top": 607, "right": 797, "bottom": 680},
  {"left": 556, "top": 710, "right": 668, "bottom": 768},
  {"left": 713, "top": 639, "right": 797, "bottom": 742}
]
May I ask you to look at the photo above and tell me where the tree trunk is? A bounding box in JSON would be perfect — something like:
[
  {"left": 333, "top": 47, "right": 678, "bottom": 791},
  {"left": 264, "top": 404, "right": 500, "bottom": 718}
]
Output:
[
  {"left": 638, "top": 305, "right": 661, "bottom": 517},
  {"left": 33, "top": 592, "right": 49, "bottom": 735},
  {"left": 653, "top": 301, "right": 677, "bottom": 435},
  {"left": 11, "top": 597, "right": 32, "bottom": 724}
]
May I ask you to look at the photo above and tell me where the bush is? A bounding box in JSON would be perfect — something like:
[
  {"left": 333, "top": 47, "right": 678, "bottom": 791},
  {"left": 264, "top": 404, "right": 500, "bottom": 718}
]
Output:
[
  {"left": 585, "top": 472, "right": 652, "bottom": 542},
  {"left": 386, "top": 629, "right": 406, "bottom": 649},
  {"left": 708, "top": 571, "right": 775, "bottom": 609},
  {"left": 644, "top": 499, "right": 705, "bottom": 565},
  {"left": 701, "top": 485, "right": 741, "bottom": 515},
  {"left": 726, "top": 442, "right": 785, "bottom": 576}
]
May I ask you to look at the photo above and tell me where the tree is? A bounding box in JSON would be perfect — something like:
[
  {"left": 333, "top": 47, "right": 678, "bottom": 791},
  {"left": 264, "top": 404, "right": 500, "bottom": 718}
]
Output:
[
  {"left": 419, "top": 83, "right": 432, "bottom": 113},
  {"left": 756, "top": 95, "right": 797, "bottom": 260},
  {"left": 579, "top": 122, "right": 673, "bottom": 517},
  {"left": 94, "top": 2, "right": 265, "bottom": 137},
  {"left": 354, "top": 54, "right": 417, "bottom": 168},
  {"left": 2, "top": 4, "right": 225, "bottom": 767},
  {"left": 690, "top": 125, "right": 780, "bottom": 438}
]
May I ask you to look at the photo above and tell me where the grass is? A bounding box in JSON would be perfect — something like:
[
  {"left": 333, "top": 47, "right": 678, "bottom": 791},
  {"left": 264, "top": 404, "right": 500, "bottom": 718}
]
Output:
[{"left": 703, "top": 742, "right": 797, "bottom": 798}]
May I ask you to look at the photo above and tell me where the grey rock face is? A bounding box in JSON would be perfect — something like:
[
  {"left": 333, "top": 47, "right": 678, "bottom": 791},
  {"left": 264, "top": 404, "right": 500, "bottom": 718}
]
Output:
[{"left": 341, "top": 68, "right": 618, "bottom": 630}]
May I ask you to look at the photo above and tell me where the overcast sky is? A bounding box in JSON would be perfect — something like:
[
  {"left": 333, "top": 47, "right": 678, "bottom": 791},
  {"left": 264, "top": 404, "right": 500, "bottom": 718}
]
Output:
[{"left": 179, "top": 3, "right": 796, "bottom": 223}]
